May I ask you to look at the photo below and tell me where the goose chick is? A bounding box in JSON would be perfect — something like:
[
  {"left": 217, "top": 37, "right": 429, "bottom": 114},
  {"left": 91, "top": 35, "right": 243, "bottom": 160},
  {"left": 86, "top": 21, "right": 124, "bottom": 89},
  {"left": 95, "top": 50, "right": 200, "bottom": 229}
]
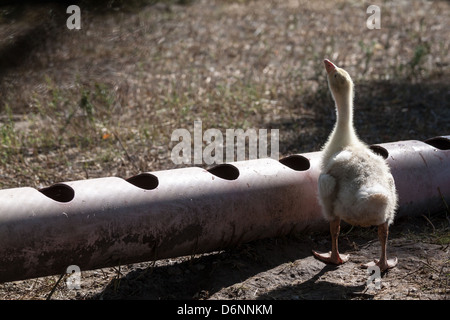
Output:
[{"left": 312, "top": 59, "right": 398, "bottom": 272}]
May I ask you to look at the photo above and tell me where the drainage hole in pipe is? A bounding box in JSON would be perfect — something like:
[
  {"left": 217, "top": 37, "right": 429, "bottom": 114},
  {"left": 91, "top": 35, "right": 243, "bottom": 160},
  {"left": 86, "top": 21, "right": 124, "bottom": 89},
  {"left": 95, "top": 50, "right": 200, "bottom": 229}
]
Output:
[
  {"left": 369, "top": 145, "right": 389, "bottom": 159},
  {"left": 126, "top": 173, "right": 159, "bottom": 190},
  {"left": 39, "top": 183, "right": 75, "bottom": 203},
  {"left": 424, "top": 137, "right": 450, "bottom": 150},
  {"left": 207, "top": 164, "right": 240, "bottom": 180},
  {"left": 279, "top": 155, "right": 310, "bottom": 171}
]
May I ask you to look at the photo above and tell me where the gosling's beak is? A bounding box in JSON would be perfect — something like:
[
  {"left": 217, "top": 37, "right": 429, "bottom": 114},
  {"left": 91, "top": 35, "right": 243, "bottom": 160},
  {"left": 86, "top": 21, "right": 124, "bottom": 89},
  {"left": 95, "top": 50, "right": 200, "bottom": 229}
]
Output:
[{"left": 324, "top": 59, "right": 336, "bottom": 74}]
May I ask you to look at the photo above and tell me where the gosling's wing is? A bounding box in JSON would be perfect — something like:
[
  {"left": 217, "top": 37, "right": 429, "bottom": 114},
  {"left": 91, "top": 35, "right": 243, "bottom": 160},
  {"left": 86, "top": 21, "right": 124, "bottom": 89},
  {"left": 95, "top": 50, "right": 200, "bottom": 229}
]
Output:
[{"left": 318, "top": 173, "right": 336, "bottom": 198}]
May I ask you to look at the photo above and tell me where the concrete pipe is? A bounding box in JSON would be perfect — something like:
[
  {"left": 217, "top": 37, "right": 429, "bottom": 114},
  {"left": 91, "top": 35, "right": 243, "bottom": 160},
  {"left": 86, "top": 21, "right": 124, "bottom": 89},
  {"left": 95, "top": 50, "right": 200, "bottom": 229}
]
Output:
[{"left": 0, "top": 136, "right": 449, "bottom": 283}]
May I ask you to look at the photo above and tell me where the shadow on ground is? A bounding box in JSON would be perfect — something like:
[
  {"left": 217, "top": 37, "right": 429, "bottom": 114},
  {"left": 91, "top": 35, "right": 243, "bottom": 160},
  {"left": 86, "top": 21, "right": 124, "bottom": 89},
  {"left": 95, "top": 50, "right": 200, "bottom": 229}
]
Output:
[
  {"left": 274, "top": 77, "right": 450, "bottom": 156},
  {"left": 92, "top": 234, "right": 315, "bottom": 299},
  {"left": 92, "top": 212, "right": 448, "bottom": 300}
]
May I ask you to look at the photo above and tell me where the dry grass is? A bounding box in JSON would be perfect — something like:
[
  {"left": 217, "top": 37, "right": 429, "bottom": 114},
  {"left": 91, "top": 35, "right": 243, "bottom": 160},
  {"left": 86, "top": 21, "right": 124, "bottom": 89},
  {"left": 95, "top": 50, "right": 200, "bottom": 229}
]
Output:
[
  {"left": 0, "top": 0, "right": 448, "bottom": 299},
  {"left": 0, "top": 0, "right": 448, "bottom": 190}
]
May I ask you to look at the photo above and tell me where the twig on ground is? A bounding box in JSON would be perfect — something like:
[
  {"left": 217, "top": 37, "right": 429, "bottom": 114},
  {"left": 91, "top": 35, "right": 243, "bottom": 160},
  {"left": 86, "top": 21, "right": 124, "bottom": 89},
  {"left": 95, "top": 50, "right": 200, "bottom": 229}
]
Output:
[
  {"left": 46, "top": 273, "right": 65, "bottom": 300},
  {"left": 421, "top": 214, "right": 436, "bottom": 233},
  {"left": 113, "top": 130, "right": 138, "bottom": 170}
]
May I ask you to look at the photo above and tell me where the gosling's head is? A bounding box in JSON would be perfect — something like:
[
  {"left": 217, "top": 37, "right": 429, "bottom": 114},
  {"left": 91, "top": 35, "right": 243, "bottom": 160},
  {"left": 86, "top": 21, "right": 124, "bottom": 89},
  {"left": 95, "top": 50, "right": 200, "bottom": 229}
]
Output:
[{"left": 324, "top": 59, "right": 354, "bottom": 102}]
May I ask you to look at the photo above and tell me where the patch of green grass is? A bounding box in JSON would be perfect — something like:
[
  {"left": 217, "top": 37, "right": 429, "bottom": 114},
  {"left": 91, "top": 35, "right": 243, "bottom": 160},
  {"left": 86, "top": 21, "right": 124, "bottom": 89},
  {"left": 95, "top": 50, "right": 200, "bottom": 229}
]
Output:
[
  {"left": 0, "top": 75, "right": 127, "bottom": 187},
  {"left": 0, "top": 104, "right": 19, "bottom": 165}
]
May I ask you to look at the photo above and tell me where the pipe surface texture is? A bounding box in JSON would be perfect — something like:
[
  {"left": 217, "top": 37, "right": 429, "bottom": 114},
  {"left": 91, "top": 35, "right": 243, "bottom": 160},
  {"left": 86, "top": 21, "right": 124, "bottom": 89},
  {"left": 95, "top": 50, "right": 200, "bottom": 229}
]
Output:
[{"left": 0, "top": 136, "right": 449, "bottom": 283}]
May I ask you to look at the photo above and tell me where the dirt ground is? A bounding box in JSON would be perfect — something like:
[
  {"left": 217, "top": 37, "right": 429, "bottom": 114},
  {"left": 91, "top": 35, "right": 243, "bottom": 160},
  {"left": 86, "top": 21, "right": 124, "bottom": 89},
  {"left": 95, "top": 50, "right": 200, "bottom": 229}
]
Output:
[{"left": 0, "top": 0, "right": 448, "bottom": 300}]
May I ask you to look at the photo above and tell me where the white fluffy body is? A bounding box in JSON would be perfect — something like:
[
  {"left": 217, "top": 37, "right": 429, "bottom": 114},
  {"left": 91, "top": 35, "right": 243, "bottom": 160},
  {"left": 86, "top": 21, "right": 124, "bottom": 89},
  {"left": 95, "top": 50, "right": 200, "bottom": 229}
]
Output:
[
  {"left": 319, "top": 145, "right": 397, "bottom": 227},
  {"left": 318, "top": 63, "right": 398, "bottom": 227}
]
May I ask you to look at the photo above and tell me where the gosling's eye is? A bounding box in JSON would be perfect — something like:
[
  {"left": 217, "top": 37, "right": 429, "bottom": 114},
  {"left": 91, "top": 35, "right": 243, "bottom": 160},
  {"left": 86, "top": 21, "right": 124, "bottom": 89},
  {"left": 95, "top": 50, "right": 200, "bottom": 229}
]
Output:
[{"left": 334, "top": 74, "right": 337, "bottom": 78}]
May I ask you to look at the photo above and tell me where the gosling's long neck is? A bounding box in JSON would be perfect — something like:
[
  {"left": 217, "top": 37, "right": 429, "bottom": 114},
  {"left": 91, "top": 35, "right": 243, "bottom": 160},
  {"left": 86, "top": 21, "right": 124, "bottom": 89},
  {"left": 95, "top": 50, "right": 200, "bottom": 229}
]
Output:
[
  {"left": 322, "top": 85, "right": 360, "bottom": 165},
  {"left": 334, "top": 88, "right": 354, "bottom": 134}
]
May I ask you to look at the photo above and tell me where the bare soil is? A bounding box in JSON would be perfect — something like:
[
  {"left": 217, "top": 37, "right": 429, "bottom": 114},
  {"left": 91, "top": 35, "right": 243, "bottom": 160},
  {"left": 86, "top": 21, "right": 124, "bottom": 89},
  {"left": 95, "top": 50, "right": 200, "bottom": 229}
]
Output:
[{"left": 0, "top": 0, "right": 448, "bottom": 300}]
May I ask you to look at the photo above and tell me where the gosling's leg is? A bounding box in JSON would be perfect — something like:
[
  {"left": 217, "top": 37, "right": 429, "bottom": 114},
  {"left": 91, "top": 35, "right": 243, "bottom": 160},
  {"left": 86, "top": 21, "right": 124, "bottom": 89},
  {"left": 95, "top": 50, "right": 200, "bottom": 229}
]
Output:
[
  {"left": 312, "top": 217, "right": 349, "bottom": 265},
  {"left": 363, "top": 222, "right": 398, "bottom": 272}
]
